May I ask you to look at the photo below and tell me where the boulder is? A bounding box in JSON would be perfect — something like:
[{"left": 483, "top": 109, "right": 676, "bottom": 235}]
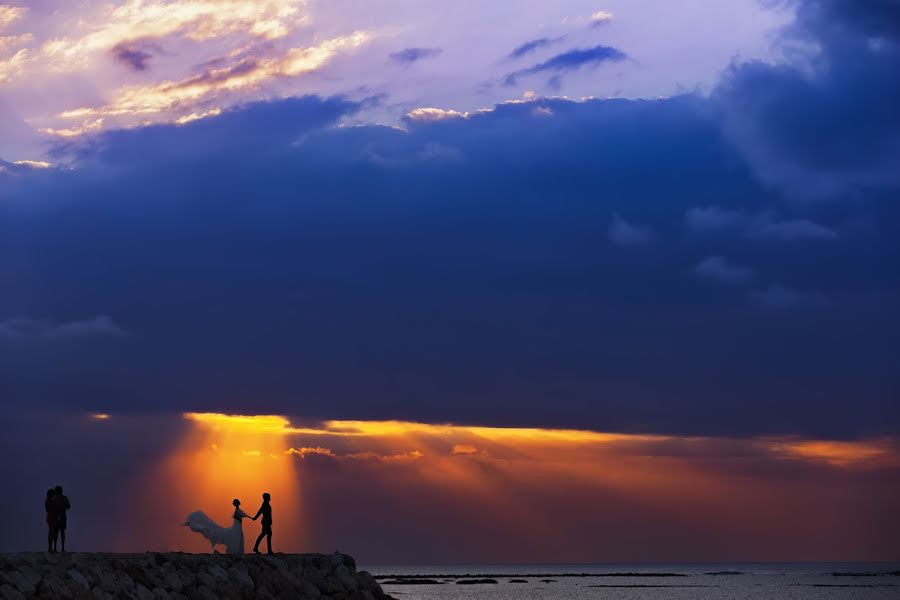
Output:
[{"left": 0, "top": 552, "right": 395, "bottom": 600}]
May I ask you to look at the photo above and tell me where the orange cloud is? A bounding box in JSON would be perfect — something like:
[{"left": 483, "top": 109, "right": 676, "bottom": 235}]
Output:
[
  {"left": 766, "top": 437, "right": 897, "bottom": 467},
  {"left": 56, "top": 31, "right": 371, "bottom": 125},
  {"left": 286, "top": 446, "right": 336, "bottom": 458},
  {"left": 40, "top": 0, "right": 307, "bottom": 70}
]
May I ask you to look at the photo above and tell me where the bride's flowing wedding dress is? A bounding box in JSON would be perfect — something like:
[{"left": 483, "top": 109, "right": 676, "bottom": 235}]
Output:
[{"left": 184, "top": 506, "right": 250, "bottom": 554}]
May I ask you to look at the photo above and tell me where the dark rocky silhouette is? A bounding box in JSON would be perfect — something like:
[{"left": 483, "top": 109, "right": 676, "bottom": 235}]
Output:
[{"left": 0, "top": 551, "right": 395, "bottom": 600}]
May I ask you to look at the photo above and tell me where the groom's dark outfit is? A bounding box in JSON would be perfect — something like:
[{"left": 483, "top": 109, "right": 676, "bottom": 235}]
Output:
[{"left": 252, "top": 494, "right": 273, "bottom": 554}]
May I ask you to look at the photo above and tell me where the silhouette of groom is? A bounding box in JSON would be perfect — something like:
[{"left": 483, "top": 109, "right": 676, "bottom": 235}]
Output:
[{"left": 252, "top": 492, "right": 273, "bottom": 554}]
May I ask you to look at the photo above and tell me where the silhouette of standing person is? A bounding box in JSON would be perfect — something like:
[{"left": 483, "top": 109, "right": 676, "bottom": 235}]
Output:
[
  {"left": 44, "top": 488, "right": 56, "bottom": 552},
  {"left": 51, "top": 485, "right": 71, "bottom": 552},
  {"left": 252, "top": 492, "right": 273, "bottom": 554}
]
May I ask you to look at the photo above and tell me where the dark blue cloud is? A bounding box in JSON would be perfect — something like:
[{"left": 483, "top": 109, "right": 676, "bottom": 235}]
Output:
[
  {"left": 714, "top": 0, "right": 900, "bottom": 197},
  {"left": 692, "top": 256, "right": 755, "bottom": 285},
  {"left": 1, "top": 0, "right": 898, "bottom": 439},
  {"left": 504, "top": 44, "right": 626, "bottom": 86},
  {"left": 508, "top": 37, "right": 563, "bottom": 60},
  {"left": 389, "top": 47, "right": 442, "bottom": 64}
]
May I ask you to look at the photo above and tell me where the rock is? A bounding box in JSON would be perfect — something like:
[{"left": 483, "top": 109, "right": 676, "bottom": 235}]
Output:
[
  {"left": 334, "top": 565, "right": 358, "bottom": 591},
  {"left": 0, "top": 552, "right": 396, "bottom": 600},
  {"left": 7, "top": 571, "right": 34, "bottom": 595},
  {"left": 215, "top": 579, "right": 243, "bottom": 600},
  {"left": 67, "top": 569, "right": 91, "bottom": 592},
  {"left": 206, "top": 565, "right": 228, "bottom": 583},
  {"left": 91, "top": 586, "right": 113, "bottom": 600},
  {"left": 17, "top": 565, "right": 40, "bottom": 588},
  {"left": 301, "top": 578, "right": 322, "bottom": 598},
  {"left": 39, "top": 574, "right": 75, "bottom": 600},
  {"left": 165, "top": 572, "right": 184, "bottom": 593},
  {"left": 356, "top": 571, "right": 380, "bottom": 593},
  {"left": 196, "top": 572, "right": 215, "bottom": 589},
  {"left": 0, "top": 584, "right": 25, "bottom": 600},
  {"left": 192, "top": 585, "right": 218, "bottom": 600},
  {"left": 227, "top": 564, "right": 254, "bottom": 591},
  {"left": 135, "top": 584, "right": 155, "bottom": 600},
  {"left": 457, "top": 578, "right": 498, "bottom": 584},
  {"left": 152, "top": 586, "right": 172, "bottom": 600}
]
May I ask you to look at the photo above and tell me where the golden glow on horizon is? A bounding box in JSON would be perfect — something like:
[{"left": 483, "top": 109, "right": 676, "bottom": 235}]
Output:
[
  {"left": 120, "top": 411, "right": 900, "bottom": 554},
  {"left": 150, "top": 411, "right": 303, "bottom": 552},
  {"left": 90, "top": 412, "right": 112, "bottom": 420},
  {"left": 181, "top": 412, "right": 899, "bottom": 467}
]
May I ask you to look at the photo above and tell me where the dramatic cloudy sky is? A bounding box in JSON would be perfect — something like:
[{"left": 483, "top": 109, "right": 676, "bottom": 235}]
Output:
[{"left": 1, "top": 0, "right": 899, "bottom": 562}]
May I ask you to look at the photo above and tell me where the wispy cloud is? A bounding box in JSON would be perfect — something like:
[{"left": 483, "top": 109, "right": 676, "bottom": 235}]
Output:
[
  {"left": 389, "top": 47, "right": 442, "bottom": 64},
  {"left": 608, "top": 213, "right": 653, "bottom": 245},
  {"left": 39, "top": 0, "right": 307, "bottom": 72},
  {"left": 747, "top": 218, "right": 837, "bottom": 241},
  {"left": 508, "top": 37, "right": 563, "bottom": 60},
  {"left": 753, "top": 285, "right": 829, "bottom": 309},
  {"left": 685, "top": 206, "right": 837, "bottom": 241},
  {"left": 0, "top": 4, "right": 26, "bottom": 31},
  {"left": 504, "top": 44, "right": 626, "bottom": 86},
  {"left": 57, "top": 31, "right": 373, "bottom": 124},
  {"left": 590, "top": 10, "right": 614, "bottom": 26},
  {"left": 693, "top": 256, "right": 755, "bottom": 285},
  {"left": 0, "top": 315, "right": 127, "bottom": 340}
]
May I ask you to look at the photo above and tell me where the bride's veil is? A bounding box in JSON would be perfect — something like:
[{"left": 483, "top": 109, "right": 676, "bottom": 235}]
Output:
[{"left": 184, "top": 510, "right": 232, "bottom": 549}]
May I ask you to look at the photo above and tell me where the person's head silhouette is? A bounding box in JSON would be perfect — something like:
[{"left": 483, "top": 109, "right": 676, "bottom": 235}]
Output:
[
  {"left": 55, "top": 485, "right": 63, "bottom": 495},
  {"left": 262, "top": 493, "right": 270, "bottom": 501},
  {"left": 232, "top": 498, "right": 241, "bottom": 507},
  {"left": 46, "top": 488, "right": 55, "bottom": 499}
]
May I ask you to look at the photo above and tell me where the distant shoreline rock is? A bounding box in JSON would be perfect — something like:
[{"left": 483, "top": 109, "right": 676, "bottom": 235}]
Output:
[
  {"left": 0, "top": 551, "right": 395, "bottom": 600},
  {"left": 379, "top": 578, "right": 443, "bottom": 585}
]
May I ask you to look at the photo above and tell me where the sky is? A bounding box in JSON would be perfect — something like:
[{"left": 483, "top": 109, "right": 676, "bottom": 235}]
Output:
[{"left": 1, "top": 0, "right": 899, "bottom": 562}]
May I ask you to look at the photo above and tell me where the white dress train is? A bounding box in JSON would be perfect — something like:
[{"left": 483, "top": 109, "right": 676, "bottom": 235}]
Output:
[{"left": 184, "top": 507, "right": 250, "bottom": 554}]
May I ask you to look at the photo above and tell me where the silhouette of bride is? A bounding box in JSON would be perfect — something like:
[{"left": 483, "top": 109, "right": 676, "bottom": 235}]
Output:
[{"left": 184, "top": 499, "right": 254, "bottom": 554}]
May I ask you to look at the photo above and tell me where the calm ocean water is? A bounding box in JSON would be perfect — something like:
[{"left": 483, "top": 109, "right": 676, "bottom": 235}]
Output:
[{"left": 365, "top": 564, "right": 900, "bottom": 599}]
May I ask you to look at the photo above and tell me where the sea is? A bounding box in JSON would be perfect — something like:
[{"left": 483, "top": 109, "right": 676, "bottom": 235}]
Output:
[{"left": 365, "top": 563, "right": 900, "bottom": 599}]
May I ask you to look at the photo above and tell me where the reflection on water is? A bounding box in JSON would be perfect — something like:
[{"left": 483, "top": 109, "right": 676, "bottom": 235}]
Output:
[{"left": 369, "top": 564, "right": 900, "bottom": 600}]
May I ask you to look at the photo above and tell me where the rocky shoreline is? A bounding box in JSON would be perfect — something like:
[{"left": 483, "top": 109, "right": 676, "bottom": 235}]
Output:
[{"left": 0, "top": 552, "right": 395, "bottom": 600}]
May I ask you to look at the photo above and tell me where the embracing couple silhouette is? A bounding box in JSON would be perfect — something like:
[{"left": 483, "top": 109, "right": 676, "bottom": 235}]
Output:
[{"left": 185, "top": 492, "right": 273, "bottom": 555}]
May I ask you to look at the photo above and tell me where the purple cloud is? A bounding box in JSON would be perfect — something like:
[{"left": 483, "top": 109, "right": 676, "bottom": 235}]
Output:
[
  {"left": 110, "top": 41, "right": 160, "bottom": 72},
  {"left": 504, "top": 44, "right": 627, "bottom": 86},
  {"left": 508, "top": 37, "right": 563, "bottom": 60},
  {"left": 389, "top": 47, "right": 442, "bottom": 64}
]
